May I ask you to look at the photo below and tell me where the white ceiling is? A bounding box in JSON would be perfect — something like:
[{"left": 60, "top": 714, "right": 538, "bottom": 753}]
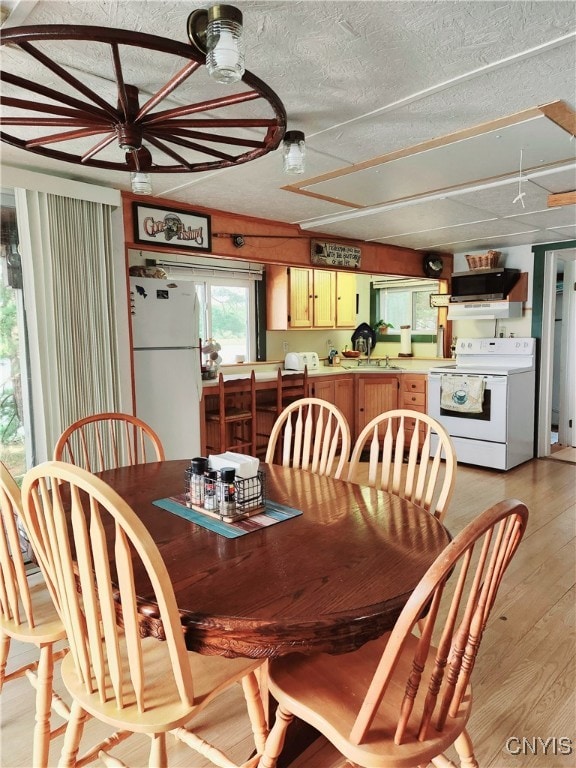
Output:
[{"left": 1, "top": 0, "right": 575, "bottom": 255}]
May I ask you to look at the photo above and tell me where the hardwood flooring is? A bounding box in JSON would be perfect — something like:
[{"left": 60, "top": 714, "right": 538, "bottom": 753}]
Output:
[{"left": 1, "top": 458, "right": 574, "bottom": 768}]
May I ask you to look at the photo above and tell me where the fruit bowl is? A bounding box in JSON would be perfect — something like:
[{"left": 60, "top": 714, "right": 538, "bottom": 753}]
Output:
[{"left": 342, "top": 350, "right": 361, "bottom": 358}]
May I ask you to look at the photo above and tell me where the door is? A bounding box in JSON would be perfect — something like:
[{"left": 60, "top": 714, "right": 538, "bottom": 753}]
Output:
[
  {"left": 288, "top": 268, "right": 313, "bottom": 328},
  {"left": 357, "top": 376, "right": 399, "bottom": 435},
  {"left": 335, "top": 272, "right": 357, "bottom": 328},
  {"left": 133, "top": 348, "right": 201, "bottom": 459},
  {"left": 428, "top": 373, "right": 508, "bottom": 442},
  {"left": 537, "top": 246, "right": 576, "bottom": 454},
  {"left": 130, "top": 276, "right": 198, "bottom": 348},
  {"left": 312, "top": 270, "right": 335, "bottom": 327}
]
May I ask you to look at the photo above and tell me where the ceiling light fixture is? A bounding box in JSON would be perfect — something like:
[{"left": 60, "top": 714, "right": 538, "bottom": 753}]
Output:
[
  {"left": 130, "top": 172, "right": 153, "bottom": 195},
  {"left": 282, "top": 130, "right": 306, "bottom": 174},
  {"left": 188, "top": 5, "right": 244, "bottom": 84},
  {"left": 1, "top": 23, "right": 286, "bottom": 183}
]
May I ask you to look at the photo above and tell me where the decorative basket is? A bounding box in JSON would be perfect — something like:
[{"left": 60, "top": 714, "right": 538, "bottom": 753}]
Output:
[{"left": 465, "top": 251, "right": 501, "bottom": 270}]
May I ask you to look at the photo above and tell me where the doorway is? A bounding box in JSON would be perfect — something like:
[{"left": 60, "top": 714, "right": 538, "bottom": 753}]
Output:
[{"left": 535, "top": 243, "right": 576, "bottom": 457}]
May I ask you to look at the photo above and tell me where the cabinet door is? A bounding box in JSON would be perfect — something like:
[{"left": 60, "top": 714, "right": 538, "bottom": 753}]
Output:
[
  {"left": 312, "top": 270, "right": 335, "bottom": 328},
  {"left": 335, "top": 272, "right": 357, "bottom": 328},
  {"left": 357, "top": 376, "right": 399, "bottom": 435},
  {"left": 311, "top": 377, "right": 335, "bottom": 402},
  {"left": 333, "top": 377, "right": 355, "bottom": 436},
  {"left": 289, "top": 268, "right": 313, "bottom": 327}
]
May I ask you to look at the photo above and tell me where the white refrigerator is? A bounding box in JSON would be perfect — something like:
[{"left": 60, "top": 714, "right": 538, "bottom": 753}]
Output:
[{"left": 130, "top": 276, "right": 203, "bottom": 459}]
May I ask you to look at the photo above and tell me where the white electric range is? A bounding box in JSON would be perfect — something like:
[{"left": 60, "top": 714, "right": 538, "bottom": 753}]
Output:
[{"left": 428, "top": 338, "right": 536, "bottom": 470}]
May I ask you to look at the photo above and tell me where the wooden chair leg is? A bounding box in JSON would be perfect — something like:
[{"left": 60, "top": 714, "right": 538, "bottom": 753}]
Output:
[
  {"left": 257, "top": 705, "right": 294, "bottom": 768},
  {"left": 58, "top": 700, "right": 88, "bottom": 768},
  {"left": 0, "top": 632, "right": 9, "bottom": 692},
  {"left": 33, "top": 643, "right": 54, "bottom": 768},
  {"left": 241, "top": 671, "right": 268, "bottom": 755},
  {"left": 148, "top": 733, "right": 167, "bottom": 768},
  {"left": 454, "top": 729, "right": 479, "bottom": 768},
  {"left": 431, "top": 754, "right": 458, "bottom": 767}
]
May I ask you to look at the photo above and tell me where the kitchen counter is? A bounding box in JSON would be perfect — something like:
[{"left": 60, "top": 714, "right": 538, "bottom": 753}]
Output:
[{"left": 202, "top": 360, "right": 449, "bottom": 387}]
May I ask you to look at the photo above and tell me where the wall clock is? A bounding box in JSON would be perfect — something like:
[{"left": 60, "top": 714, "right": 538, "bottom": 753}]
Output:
[
  {"left": 423, "top": 253, "right": 444, "bottom": 278},
  {"left": 430, "top": 293, "right": 451, "bottom": 308}
]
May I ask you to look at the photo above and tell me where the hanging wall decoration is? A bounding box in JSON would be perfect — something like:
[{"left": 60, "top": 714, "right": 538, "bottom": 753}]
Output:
[
  {"left": 132, "top": 203, "right": 212, "bottom": 253},
  {"left": 311, "top": 240, "right": 361, "bottom": 268}
]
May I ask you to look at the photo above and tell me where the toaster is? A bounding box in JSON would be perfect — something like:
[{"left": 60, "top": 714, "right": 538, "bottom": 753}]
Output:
[{"left": 284, "top": 352, "right": 320, "bottom": 371}]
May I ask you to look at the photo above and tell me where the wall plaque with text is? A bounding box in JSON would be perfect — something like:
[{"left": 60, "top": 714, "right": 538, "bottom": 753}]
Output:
[{"left": 310, "top": 240, "right": 361, "bottom": 268}]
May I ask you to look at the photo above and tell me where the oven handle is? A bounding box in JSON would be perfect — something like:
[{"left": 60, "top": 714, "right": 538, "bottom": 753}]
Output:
[{"left": 428, "top": 373, "right": 507, "bottom": 384}]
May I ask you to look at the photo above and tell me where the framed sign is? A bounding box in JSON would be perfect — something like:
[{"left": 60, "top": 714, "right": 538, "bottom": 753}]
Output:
[
  {"left": 132, "top": 202, "right": 212, "bottom": 252},
  {"left": 311, "top": 239, "right": 361, "bottom": 268},
  {"left": 430, "top": 293, "right": 451, "bottom": 308}
]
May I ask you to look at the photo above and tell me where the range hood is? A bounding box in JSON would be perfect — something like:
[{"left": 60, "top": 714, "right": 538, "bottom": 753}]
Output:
[{"left": 448, "top": 301, "right": 523, "bottom": 320}]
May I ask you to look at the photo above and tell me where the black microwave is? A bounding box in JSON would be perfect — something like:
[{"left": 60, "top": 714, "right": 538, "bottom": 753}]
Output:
[{"left": 450, "top": 268, "right": 520, "bottom": 302}]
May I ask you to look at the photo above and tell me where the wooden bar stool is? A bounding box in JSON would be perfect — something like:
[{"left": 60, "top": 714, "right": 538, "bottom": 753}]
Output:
[
  {"left": 255, "top": 368, "right": 308, "bottom": 459},
  {"left": 205, "top": 371, "right": 257, "bottom": 455}
]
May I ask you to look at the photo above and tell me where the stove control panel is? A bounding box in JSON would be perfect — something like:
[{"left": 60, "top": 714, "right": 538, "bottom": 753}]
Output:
[{"left": 457, "top": 338, "right": 535, "bottom": 355}]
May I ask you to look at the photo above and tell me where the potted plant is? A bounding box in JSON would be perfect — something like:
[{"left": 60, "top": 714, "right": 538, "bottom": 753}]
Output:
[{"left": 373, "top": 320, "right": 394, "bottom": 335}]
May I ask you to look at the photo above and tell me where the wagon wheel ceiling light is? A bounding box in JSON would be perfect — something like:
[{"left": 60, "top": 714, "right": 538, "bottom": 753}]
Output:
[{"left": 0, "top": 10, "right": 287, "bottom": 195}]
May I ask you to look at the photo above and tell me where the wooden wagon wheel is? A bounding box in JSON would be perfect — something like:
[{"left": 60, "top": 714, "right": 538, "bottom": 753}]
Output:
[{"left": 0, "top": 25, "right": 287, "bottom": 173}]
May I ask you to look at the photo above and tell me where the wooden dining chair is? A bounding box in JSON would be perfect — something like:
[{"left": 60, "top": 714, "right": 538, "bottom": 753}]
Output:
[
  {"left": 20, "top": 460, "right": 268, "bottom": 768},
  {"left": 265, "top": 397, "right": 351, "bottom": 480},
  {"left": 258, "top": 498, "right": 529, "bottom": 768},
  {"left": 347, "top": 409, "right": 457, "bottom": 522},
  {"left": 53, "top": 411, "right": 165, "bottom": 471},
  {"left": 0, "top": 461, "right": 70, "bottom": 768},
  {"left": 205, "top": 371, "right": 257, "bottom": 456}
]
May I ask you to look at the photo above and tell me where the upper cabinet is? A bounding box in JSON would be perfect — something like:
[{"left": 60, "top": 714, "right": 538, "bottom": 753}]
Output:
[{"left": 266, "top": 265, "right": 356, "bottom": 330}]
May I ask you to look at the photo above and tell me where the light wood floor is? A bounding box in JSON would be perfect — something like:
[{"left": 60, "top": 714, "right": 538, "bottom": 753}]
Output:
[{"left": 1, "top": 458, "right": 574, "bottom": 768}]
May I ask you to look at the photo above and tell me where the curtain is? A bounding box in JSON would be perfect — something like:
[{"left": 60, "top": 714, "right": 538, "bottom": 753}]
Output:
[{"left": 16, "top": 190, "right": 121, "bottom": 463}]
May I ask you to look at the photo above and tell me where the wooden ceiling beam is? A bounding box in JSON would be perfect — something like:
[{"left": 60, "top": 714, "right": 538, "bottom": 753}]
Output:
[{"left": 548, "top": 191, "right": 576, "bottom": 207}]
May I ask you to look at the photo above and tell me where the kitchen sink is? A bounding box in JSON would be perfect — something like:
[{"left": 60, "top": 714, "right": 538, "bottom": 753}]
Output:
[{"left": 341, "top": 362, "right": 404, "bottom": 371}]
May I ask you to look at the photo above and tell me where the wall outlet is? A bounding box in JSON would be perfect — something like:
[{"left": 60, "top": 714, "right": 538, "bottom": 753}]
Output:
[
  {"left": 282, "top": 341, "right": 289, "bottom": 353},
  {"left": 326, "top": 339, "right": 334, "bottom": 351}
]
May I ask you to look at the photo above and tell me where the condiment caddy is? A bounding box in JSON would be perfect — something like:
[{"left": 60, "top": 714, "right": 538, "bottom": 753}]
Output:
[{"left": 185, "top": 455, "right": 265, "bottom": 523}]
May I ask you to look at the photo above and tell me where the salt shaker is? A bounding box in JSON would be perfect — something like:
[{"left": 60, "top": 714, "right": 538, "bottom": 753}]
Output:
[{"left": 204, "top": 470, "right": 218, "bottom": 511}]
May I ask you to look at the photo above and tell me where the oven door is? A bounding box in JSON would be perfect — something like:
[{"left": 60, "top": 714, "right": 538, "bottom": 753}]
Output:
[{"left": 428, "top": 372, "right": 508, "bottom": 442}]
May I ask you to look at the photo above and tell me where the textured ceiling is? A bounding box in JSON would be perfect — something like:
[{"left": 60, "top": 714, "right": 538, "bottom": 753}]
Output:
[{"left": 1, "top": 0, "right": 575, "bottom": 254}]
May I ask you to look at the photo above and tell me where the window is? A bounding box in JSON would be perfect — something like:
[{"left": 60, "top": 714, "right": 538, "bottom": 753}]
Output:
[
  {"left": 1, "top": 190, "right": 28, "bottom": 481},
  {"left": 374, "top": 278, "right": 438, "bottom": 335},
  {"left": 195, "top": 277, "right": 256, "bottom": 364}
]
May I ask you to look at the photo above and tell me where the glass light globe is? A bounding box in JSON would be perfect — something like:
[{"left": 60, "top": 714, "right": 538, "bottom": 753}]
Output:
[
  {"left": 282, "top": 131, "right": 306, "bottom": 174},
  {"left": 206, "top": 7, "right": 244, "bottom": 84}
]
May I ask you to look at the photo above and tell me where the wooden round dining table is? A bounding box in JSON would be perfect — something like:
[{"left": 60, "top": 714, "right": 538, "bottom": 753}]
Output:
[{"left": 97, "top": 459, "right": 451, "bottom": 659}]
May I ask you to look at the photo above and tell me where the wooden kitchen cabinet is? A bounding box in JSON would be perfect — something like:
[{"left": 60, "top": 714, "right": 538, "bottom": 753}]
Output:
[
  {"left": 312, "top": 269, "right": 335, "bottom": 327},
  {"left": 311, "top": 374, "right": 355, "bottom": 434},
  {"left": 266, "top": 265, "right": 355, "bottom": 330},
  {"left": 335, "top": 271, "right": 357, "bottom": 328},
  {"left": 399, "top": 374, "right": 428, "bottom": 446},
  {"left": 356, "top": 375, "right": 399, "bottom": 436}
]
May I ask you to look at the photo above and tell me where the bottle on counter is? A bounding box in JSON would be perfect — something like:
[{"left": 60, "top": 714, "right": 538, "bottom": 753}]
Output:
[
  {"left": 204, "top": 470, "right": 218, "bottom": 511},
  {"left": 218, "top": 467, "right": 236, "bottom": 517},
  {"left": 188, "top": 456, "right": 208, "bottom": 507},
  {"left": 436, "top": 324, "right": 445, "bottom": 358}
]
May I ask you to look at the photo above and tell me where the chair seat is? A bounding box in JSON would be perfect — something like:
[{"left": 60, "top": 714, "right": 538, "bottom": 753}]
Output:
[
  {"left": 0, "top": 580, "right": 66, "bottom": 644},
  {"left": 61, "top": 634, "right": 263, "bottom": 734},
  {"left": 206, "top": 408, "right": 252, "bottom": 421},
  {"left": 267, "top": 633, "right": 471, "bottom": 767}
]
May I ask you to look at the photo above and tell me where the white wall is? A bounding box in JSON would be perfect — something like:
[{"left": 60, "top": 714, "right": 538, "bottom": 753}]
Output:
[{"left": 451, "top": 246, "right": 534, "bottom": 340}]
